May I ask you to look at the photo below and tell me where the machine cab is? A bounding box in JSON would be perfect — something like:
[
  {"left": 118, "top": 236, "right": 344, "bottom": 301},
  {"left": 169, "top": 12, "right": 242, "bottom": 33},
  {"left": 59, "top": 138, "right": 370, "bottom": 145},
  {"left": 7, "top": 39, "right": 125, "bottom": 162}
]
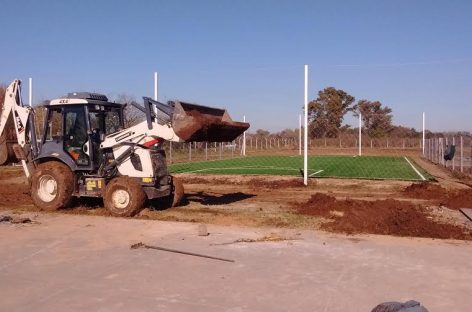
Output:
[{"left": 38, "top": 92, "right": 124, "bottom": 171}]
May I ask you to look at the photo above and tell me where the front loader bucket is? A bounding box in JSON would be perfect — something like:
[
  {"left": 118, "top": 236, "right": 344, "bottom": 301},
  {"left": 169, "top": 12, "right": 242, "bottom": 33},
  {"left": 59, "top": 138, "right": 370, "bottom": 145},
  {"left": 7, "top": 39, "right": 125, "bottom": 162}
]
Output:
[{"left": 171, "top": 101, "right": 249, "bottom": 142}]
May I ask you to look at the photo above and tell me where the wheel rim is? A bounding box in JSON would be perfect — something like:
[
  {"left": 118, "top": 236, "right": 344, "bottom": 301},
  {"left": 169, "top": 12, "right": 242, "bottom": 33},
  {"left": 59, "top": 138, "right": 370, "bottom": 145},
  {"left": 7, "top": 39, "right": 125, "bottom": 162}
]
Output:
[
  {"left": 112, "top": 189, "right": 130, "bottom": 209},
  {"left": 37, "top": 174, "right": 58, "bottom": 202}
]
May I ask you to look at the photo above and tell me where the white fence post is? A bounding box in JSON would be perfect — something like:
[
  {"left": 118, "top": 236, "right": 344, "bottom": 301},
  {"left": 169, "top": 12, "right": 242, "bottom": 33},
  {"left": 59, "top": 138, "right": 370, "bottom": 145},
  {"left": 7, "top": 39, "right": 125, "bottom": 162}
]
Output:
[
  {"left": 303, "top": 65, "right": 308, "bottom": 186},
  {"left": 299, "top": 114, "right": 302, "bottom": 156},
  {"left": 422, "top": 112, "right": 425, "bottom": 155},
  {"left": 243, "top": 116, "right": 246, "bottom": 156},
  {"left": 189, "top": 142, "right": 192, "bottom": 161},
  {"left": 460, "top": 136, "right": 464, "bottom": 172},
  {"left": 452, "top": 137, "right": 455, "bottom": 170},
  {"left": 358, "top": 112, "right": 362, "bottom": 156}
]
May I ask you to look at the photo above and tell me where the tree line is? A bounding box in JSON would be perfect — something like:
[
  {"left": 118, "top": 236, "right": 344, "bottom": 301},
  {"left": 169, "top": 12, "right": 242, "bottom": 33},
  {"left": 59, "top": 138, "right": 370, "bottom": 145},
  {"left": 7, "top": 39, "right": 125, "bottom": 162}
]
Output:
[
  {"left": 308, "top": 87, "right": 395, "bottom": 139},
  {"left": 1, "top": 84, "right": 469, "bottom": 142},
  {"left": 249, "top": 87, "right": 434, "bottom": 140}
]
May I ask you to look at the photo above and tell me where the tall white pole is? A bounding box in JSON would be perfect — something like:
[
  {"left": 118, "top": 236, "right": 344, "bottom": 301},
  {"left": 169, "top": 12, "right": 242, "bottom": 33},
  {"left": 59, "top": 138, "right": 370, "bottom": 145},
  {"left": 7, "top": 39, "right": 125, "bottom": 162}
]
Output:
[
  {"left": 422, "top": 112, "right": 425, "bottom": 155},
  {"left": 303, "top": 65, "right": 308, "bottom": 186},
  {"left": 299, "top": 114, "right": 302, "bottom": 156},
  {"left": 452, "top": 137, "right": 456, "bottom": 170},
  {"left": 154, "top": 72, "right": 158, "bottom": 101},
  {"left": 28, "top": 77, "right": 33, "bottom": 106},
  {"left": 460, "top": 136, "right": 464, "bottom": 172},
  {"left": 358, "top": 112, "right": 362, "bottom": 156},
  {"left": 243, "top": 115, "right": 246, "bottom": 156}
]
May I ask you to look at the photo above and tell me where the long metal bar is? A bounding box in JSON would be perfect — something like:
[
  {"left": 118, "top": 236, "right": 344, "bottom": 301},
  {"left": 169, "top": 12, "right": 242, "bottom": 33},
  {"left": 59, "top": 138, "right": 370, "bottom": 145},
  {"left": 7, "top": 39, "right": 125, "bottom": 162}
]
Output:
[{"left": 131, "top": 242, "right": 235, "bottom": 263}]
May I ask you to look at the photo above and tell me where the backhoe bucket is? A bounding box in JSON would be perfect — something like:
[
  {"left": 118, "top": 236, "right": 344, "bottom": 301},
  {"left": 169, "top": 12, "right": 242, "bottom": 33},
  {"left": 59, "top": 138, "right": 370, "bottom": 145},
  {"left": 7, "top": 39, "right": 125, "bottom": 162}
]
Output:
[{"left": 171, "top": 101, "right": 249, "bottom": 142}]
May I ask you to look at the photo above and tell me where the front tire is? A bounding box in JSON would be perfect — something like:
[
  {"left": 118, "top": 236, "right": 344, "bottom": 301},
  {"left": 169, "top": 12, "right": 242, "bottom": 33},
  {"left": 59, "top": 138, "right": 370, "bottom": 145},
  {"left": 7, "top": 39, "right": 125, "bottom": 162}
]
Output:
[
  {"left": 104, "top": 176, "right": 146, "bottom": 217},
  {"left": 170, "top": 176, "right": 184, "bottom": 207},
  {"left": 148, "top": 176, "right": 184, "bottom": 210},
  {"left": 31, "top": 161, "right": 74, "bottom": 210}
]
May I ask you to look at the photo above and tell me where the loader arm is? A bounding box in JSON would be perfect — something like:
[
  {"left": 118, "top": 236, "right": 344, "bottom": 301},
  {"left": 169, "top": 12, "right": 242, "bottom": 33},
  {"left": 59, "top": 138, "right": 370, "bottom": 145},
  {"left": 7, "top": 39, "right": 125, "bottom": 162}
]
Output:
[
  {"left": 100, "top": 118, "right": 183, "bottom": 149},
  {"left": 102, "top": 96, "right": 249, "bottom": 148},
  {"left": 0, "top": 80, "right": 38, "bottom": 177}
]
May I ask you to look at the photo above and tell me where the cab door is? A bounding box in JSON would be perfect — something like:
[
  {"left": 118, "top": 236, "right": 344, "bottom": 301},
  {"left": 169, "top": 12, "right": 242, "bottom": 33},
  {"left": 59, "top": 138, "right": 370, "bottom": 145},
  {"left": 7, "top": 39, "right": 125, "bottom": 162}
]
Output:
[{"left": 63, "top": 106, "right": 91, "bottom": 167}]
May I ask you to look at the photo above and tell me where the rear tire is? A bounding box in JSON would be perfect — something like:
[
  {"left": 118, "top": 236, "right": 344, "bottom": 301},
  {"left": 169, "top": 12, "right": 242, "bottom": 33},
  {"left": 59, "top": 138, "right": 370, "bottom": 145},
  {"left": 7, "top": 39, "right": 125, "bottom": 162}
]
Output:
[
  {"left": 31, "top": 161, "right": 75, "bottom": 211},
  {"left": 0, "top": 135, "right": 8, "bottom": 165},
  {"left": 104, "top": 176, "right": 146, "bottom": 217}
]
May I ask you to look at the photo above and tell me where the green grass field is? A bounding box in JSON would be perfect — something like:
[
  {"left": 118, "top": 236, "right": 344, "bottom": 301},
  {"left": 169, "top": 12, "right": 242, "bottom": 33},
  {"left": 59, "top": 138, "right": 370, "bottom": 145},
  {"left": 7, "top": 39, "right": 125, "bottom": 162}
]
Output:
[{"left": 169, "top": 155, "right": 432, "bottom": 181}]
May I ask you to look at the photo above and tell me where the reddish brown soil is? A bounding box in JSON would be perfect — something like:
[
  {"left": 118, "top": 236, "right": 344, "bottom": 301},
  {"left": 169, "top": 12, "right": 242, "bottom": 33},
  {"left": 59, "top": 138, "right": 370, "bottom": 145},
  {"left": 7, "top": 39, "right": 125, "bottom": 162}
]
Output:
[
  {"left": 1, "top": 167, "right": 471, "bottom": 240},
  {"left": 0, "top": 183, "right": 32, "bottom": 206},
  {"left": 403, "top": 182, "right": 449, "bottom": 200},
  {"left": 247, "top": 178, "right": 309, "bottom": 188},
  {"left": 296, "top": 193, "right": 472, "bottom": 240},
  {"left": 173, "top": 107, "right": 248, "bottom": 142},
  {"left": 403, "top": 182, "right": 472, "bottom": 210},
  {"left": 184, "top": 176, "right": 306, "bottom": 188},
  {"left": 440, "top": 190, "right": 472, "bottom": 210}
]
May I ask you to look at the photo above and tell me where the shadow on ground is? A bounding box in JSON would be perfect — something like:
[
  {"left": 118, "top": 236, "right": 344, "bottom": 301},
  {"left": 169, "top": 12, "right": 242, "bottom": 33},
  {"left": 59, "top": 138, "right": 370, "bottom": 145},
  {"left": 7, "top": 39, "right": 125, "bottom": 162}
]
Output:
[{"left": 185, "top": 192, "right": 256, "bottom": 206}]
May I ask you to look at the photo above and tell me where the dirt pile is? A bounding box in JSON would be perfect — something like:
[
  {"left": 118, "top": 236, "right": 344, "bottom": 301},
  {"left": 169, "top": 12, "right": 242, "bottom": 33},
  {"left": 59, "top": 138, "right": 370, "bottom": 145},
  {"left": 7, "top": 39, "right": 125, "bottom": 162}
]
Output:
[
  {"left": 184, "top": 176, "right": 305, "bottom": 188},
  {"left": 173, "top": 105, "right": 249, "bottom": 142},
  {"left": 247, "top": 178, "right": 305, "bottom": 189},
  {"left": 0, "top": 183, "right": 32, "bottom": 207},
  {"left": 404, "top": 182, "right": 472, "bottom": 209},
  {"left": 184, "top": 176, "right": 232, "bottom": 185},
  {"left": 440, "top": 189, "right": 472, "bottom": 210},
  {"left": 296, "top": 193, "right": 472, "bottom": 240},
  {"left": 403, "top": 182, "right": 449, "bottom": 200}
]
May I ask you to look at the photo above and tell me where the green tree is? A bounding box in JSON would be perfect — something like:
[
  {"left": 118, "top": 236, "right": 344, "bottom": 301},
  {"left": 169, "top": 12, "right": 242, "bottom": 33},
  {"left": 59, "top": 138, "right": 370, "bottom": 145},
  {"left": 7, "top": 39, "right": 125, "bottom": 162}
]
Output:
[
  {"left": 308, "top": 87, "right": 355, "bottom": 138},
  {"left": 353, "top": 100, "right": 393, "bottom": 138}
]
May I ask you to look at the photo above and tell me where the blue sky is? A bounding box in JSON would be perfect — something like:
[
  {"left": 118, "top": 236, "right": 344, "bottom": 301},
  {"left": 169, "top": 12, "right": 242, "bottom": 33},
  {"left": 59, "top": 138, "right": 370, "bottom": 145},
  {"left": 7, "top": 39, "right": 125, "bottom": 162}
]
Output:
[{"left": 1, "top": 0, "right": 471, "bottom": 132}]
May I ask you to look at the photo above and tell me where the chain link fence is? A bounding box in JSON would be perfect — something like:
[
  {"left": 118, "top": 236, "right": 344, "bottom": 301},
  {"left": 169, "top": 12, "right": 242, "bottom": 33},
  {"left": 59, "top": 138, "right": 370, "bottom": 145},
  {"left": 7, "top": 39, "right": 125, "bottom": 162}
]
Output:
[
  {"left": 423, "top": 135, "right": 472, "bottom": 175},
  {"left": 168, "top": 114, "right": 434, "bottom": 181}
]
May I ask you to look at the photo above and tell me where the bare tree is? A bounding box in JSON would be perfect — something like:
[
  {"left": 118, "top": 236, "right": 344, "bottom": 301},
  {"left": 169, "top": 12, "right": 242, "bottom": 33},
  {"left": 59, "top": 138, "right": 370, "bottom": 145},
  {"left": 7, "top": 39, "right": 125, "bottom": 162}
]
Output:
[{"left": 111, "top": 93, "right": 144, "bottom": 127}]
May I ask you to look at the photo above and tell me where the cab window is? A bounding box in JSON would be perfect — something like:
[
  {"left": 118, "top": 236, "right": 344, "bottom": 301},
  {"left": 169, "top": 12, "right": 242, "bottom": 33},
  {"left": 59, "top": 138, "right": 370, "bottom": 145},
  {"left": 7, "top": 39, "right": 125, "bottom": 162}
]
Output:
[
  {"left": 105, "top": 109, "right": 122, "bottom": 134},
  {"left": 63, "top": 106, "right": 89, "bottom": 166},
  {"left": 45, "top": 108, "right": 63, "bottom": 142}
]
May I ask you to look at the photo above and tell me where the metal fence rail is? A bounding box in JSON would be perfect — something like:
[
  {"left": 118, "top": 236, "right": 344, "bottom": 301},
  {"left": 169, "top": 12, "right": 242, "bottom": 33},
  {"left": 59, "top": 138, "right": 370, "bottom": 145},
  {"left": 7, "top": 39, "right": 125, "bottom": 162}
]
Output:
[{"left": 424, "top": 136, "right": 472, "bottom": 175}]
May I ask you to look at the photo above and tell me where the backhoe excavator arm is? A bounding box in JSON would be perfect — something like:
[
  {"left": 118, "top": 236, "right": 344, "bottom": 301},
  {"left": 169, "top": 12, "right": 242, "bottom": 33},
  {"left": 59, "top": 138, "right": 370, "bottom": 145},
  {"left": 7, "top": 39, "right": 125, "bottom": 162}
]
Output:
[{"left": 0, "top": 80, "right": 38, "bottom": 178}]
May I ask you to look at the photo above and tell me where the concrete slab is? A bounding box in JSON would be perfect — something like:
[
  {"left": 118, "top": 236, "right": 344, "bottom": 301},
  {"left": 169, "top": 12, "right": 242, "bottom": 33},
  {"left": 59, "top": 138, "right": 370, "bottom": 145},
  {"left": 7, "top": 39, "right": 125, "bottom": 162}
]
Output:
[{"left": 0, "top": 212, "right": 471, "bottom": 312}]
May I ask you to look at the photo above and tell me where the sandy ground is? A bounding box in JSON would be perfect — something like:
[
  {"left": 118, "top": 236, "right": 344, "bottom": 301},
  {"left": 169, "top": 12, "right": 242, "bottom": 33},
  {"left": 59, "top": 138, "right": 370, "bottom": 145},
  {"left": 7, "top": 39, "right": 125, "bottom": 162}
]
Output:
[
  {"left": 0, "top": 212, "right": 471, "bottom": 312},
  {"left": 0, "top": 157, "right": 471, "bottom": 239},
  {"left": 0, "top": 156, "right": 472, "bottom": 311}
]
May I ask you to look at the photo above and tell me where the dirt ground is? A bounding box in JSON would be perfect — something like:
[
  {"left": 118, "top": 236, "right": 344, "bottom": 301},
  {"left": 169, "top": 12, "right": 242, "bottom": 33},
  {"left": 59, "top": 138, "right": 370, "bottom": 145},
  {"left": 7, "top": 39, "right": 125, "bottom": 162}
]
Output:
[
  {"left": 0, "top": 156, "right": 471, "bottom": 240},
  {"left": 2, "top": 213, "right": 471, "bottom": 311}
]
